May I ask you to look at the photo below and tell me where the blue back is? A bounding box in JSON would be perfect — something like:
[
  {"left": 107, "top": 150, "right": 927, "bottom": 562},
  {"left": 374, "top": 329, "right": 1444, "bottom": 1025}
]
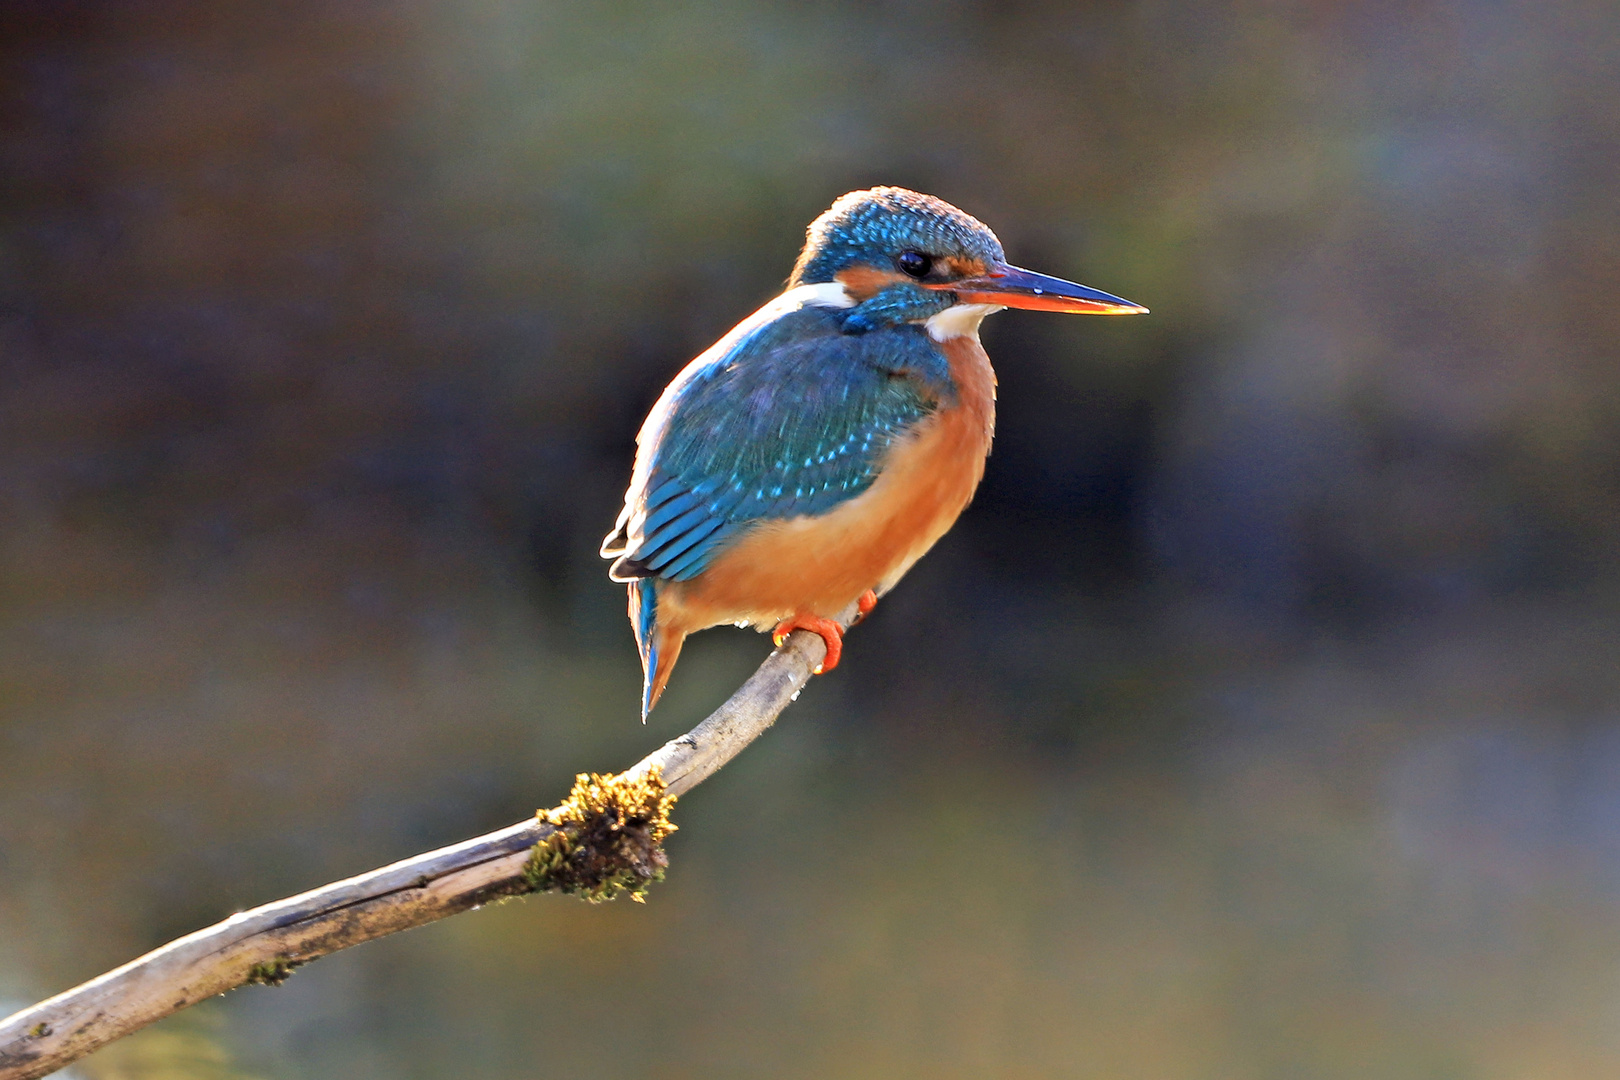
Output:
[{"left": 604, "top": 302, "right": 957, "bottom": 584}]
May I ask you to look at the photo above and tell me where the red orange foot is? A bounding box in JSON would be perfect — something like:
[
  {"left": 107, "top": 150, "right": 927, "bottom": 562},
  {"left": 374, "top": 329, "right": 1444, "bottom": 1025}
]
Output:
[
  {"left": 772, "top": 613, "right": 846, "bottom": 674},
  {"left": 853, "top": 589, "right": 878, "bottom": 624}
]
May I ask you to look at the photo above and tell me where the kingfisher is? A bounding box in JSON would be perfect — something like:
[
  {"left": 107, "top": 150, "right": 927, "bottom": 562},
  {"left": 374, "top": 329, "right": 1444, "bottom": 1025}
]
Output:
[{"left": 602, "top": 187, "right": 1146, "bottom": 717}]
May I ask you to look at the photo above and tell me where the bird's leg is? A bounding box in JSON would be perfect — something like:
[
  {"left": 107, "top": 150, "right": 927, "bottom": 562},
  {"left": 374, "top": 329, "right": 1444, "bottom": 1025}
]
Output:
[
  {"left": 852, "top": 589, "right": 878, "bottom": 624},
  {"left": 771, "top": 614, "right": 846, "bottom": 674}
]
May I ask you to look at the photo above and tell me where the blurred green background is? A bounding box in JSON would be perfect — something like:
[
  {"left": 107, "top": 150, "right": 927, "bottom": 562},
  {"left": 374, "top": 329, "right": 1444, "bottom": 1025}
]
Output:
[{"left": 3, "top": 1, "right": 1619, "bottom": 1077}]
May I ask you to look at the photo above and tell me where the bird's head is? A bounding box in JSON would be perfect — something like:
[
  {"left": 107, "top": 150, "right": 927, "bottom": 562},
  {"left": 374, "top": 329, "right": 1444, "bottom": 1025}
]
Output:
[{"left": 788, "top": 187, "right": 1146, "bottom": 335}]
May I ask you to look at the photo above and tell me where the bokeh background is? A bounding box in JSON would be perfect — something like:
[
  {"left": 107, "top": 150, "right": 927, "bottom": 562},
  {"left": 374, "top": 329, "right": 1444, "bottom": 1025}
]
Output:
[{"left": 3, "top": 1, "right": 1619, "bottom": 1077}]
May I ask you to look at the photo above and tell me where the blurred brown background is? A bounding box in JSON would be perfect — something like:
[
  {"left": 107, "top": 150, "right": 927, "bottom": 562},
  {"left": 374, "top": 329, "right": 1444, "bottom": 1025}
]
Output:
[{"left": 2, "top": 1, "right": 1618, "bottom": 1077}]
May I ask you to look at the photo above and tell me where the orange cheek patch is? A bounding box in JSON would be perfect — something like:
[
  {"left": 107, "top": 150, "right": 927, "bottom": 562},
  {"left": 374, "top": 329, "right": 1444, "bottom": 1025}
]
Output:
[
  {"left": 944, "top": 256, "right": 988, "bottom": 279},
  {"left": 835, "top": 264, "right": 910, "bottom": 300}
]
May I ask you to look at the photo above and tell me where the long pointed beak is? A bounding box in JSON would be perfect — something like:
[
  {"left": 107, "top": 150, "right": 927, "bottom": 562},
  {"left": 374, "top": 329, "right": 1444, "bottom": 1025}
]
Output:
[{"left": 926, "top": 263, "right": 1147, "bottom": 315}]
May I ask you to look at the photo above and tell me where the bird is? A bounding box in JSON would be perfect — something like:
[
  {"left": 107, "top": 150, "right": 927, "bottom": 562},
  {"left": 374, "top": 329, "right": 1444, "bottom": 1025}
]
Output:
[{"left": 602, "top": 187, "right": 1146, "bottom": 718}]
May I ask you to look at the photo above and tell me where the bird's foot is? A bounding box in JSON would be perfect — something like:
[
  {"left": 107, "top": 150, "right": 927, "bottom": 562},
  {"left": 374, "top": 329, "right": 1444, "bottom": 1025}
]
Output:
[
  {"left": 852, "top": 589, "right": 878, "bottom": 624},
  {"left": 772, "top": 613, "right": 846, "bottom": 674}
]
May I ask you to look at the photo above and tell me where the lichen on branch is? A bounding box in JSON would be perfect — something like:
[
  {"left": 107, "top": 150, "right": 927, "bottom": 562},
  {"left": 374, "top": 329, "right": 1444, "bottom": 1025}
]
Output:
[
  {"left": 524, "top": 768, "right": 678, "bottom": 903},
  {"left": 245, "top": 958, "right": 300, "bottom": 987}
]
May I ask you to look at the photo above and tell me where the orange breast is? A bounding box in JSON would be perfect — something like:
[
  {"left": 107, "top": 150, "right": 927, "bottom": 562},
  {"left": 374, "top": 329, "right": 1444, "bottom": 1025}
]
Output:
[{"left": 656, "top": 335, "right": 997, "bottom": 635}]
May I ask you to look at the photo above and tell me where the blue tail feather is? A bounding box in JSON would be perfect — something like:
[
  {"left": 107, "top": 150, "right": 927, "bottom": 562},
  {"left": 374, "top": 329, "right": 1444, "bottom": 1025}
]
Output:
[{"left": 631, "top": 577, "right": 659, "bottom": 720}]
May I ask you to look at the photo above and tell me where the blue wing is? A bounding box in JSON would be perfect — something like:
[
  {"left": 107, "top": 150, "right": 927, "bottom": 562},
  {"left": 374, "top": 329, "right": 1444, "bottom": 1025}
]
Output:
[{"left": 602, "top": 298, "right": 954, "bottom": 584}]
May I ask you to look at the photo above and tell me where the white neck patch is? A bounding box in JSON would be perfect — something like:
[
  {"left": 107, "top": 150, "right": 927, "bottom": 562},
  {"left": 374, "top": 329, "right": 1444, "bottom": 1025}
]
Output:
[
  {"left": 784, "top": 281, "right": 856, "bottom": 310},
  {"left": 925, "top": 303, "right": 1005, "bottom": 342}
]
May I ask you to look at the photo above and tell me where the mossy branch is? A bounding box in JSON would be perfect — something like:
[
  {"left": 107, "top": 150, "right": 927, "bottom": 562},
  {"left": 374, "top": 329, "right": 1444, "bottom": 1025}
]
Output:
[
  {"left": 0, "top": 609, "right": 854, "bottom": 1080},
  {"left": 525, "top": 769, "right": 678, "bottom": 903}
]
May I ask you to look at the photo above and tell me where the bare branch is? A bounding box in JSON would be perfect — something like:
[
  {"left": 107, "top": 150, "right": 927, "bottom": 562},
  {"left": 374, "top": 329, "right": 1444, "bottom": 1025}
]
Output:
[{"left": 0, "top": 614, "right": 851, "bottom": 1080}]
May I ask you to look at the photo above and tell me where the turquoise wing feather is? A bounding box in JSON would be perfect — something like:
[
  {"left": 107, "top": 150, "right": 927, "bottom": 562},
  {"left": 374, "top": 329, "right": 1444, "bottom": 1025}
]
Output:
[{"left": 602, "top": 302, "right": 954, "bottom": 584}]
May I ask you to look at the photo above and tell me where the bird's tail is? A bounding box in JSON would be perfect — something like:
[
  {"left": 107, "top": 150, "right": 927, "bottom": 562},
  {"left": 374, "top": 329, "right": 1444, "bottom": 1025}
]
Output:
[{"left": 629, "top": 578, "right": 685, "bottom": 721}]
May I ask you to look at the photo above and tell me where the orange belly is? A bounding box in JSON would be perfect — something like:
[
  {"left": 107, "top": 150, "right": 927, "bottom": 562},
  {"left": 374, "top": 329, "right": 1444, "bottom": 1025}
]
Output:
[{"left": 656, "top": 334, "right": 996, "bottom": 636}]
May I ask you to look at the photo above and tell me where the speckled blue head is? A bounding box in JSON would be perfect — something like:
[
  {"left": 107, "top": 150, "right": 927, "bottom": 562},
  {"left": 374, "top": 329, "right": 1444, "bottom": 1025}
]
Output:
[{"left": 788, "top": 187, "right": 1006, "bottom": 287}]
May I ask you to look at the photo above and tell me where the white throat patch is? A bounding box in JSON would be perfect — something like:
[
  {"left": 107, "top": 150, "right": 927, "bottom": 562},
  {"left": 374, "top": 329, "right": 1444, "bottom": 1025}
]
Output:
[{"left": 925, "top": 303, "right": 1005, "bottom": 342}]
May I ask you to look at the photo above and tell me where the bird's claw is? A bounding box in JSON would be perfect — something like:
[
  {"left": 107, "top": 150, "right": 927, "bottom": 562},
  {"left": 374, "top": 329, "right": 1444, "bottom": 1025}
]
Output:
[{"left": 772, "top": 613, "right": 846, "bottom": 673}]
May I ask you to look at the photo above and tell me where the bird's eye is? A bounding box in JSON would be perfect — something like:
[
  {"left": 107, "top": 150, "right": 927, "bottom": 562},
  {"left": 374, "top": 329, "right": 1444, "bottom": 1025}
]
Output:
[{"left": 896, "top": 251, "right": 933, "bottom": 279}]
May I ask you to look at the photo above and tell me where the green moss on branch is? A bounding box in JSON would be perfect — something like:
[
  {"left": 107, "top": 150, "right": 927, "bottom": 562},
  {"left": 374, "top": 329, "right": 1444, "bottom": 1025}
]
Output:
[
  {"left": 245, "top": 958, "right": 300, "bottom": 986},
  {"left": 524, "top": 769, "right": 677, "bottom": 903}
]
